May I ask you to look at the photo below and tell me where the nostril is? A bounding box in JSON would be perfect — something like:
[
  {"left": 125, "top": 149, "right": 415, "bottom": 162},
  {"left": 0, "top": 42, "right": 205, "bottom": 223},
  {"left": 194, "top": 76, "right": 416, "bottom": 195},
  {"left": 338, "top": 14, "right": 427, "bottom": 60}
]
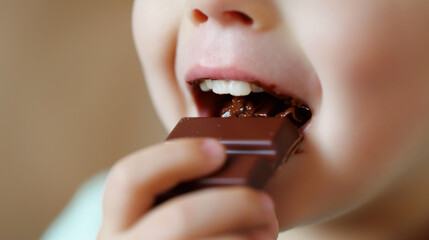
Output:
[
  {"left": 191, "top": 9, "right": 255, "bottom": 27},
  {"left": 192, "top": 9, "right": 208, "bottom": 24},
  {"left": 223, "top": 11, "right": 254, "bottom": 25}
]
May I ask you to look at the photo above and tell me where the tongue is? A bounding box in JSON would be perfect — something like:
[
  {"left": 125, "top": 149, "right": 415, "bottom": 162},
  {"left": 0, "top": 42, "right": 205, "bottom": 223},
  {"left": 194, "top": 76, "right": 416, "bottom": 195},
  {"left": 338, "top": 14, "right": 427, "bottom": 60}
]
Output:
[{"left": 220, "top": 93, "right": 311, "bottom": 127}]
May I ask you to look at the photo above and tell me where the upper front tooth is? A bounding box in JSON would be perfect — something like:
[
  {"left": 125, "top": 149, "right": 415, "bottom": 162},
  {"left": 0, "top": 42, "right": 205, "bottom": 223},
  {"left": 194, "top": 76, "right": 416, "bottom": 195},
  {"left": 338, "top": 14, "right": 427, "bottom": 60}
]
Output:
[
  {"left": 228, "top": 81, "right": 251, "bottom": 96},
  {"left": 212, "top": 80, "right": 229, "bottom": 94},
  {"left": 200, "top": 79, "right": 263, "bottom": 96}
]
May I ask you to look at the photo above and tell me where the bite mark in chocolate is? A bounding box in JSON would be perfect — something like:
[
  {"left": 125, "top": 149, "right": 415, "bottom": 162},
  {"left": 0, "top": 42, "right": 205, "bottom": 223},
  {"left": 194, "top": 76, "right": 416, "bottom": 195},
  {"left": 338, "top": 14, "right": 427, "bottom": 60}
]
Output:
[{"left": 220, "top": 93, "right": 311, "bottom": 127}]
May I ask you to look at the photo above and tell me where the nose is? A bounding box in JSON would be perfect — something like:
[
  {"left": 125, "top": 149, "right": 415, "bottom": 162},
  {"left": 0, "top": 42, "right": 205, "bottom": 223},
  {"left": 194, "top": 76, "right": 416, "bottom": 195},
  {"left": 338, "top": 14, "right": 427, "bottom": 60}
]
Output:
[{"left": 187, "top": 0, "right": 277, "bottom": 30}]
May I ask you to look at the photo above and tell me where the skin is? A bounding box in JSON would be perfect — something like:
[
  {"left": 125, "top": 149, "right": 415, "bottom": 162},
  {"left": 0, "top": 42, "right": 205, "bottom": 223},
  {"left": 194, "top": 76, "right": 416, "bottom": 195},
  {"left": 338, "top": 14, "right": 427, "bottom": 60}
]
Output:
[{"left": 99, "top": 1, "right": 429, "bottom": 239}]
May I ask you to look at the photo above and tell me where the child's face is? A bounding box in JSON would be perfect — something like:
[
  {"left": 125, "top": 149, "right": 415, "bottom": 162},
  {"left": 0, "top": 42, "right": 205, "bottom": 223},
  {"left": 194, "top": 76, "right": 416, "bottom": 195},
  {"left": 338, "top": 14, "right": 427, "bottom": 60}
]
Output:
[{"left": 133, "top": 0, "right": 429, "bottom": 230}]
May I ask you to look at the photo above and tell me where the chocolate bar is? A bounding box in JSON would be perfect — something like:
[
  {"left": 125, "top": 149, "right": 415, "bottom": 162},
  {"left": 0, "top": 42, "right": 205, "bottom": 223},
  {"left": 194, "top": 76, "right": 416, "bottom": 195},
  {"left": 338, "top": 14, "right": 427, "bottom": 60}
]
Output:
[{"left": 155, "top": 117, "right": 302, "bottom": 205}]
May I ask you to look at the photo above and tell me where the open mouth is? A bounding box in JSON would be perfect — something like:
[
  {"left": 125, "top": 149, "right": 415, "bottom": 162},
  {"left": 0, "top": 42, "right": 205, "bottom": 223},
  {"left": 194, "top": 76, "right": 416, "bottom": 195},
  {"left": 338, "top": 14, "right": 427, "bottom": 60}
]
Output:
[{"left": 189, "top": 79, "right": 312, "bottom": 128}]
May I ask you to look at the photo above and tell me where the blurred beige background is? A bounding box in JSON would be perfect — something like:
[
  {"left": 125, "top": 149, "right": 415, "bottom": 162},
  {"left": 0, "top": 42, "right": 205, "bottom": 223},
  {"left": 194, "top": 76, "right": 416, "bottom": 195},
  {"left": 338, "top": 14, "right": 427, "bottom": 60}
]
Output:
[{"left": 0, "top": 0, "right": 166, "bottom": 239}]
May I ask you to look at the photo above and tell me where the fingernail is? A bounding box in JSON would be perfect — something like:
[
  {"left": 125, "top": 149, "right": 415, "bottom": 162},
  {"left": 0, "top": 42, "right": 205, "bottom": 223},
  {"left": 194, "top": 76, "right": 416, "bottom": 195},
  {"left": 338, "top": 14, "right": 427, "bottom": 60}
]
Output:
[
  {"left": 260, "top": 193, "right": 275, "bottom": 211},
  {"left": 201, "top": 139, "right": 225, "bottom": 163}
]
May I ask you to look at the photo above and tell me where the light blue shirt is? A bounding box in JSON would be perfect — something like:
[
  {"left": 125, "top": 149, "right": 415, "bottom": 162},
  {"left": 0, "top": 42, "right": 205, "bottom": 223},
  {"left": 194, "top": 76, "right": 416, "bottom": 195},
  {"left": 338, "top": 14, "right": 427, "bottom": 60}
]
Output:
[{"left": 41, "top": 172, "right": 107, "bottom": 240}]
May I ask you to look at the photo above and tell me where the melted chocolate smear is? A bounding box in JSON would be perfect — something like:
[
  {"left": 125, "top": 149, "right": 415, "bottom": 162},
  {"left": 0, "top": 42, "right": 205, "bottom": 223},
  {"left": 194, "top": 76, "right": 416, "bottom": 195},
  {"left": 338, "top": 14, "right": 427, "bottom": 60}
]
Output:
[{"left": 220, "top": 93, "right": 311, "bottom": 127}]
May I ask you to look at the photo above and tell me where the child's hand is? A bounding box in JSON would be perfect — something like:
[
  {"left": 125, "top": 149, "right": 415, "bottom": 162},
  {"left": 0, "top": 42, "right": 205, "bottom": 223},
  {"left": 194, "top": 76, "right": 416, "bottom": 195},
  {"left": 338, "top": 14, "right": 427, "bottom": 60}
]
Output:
[{"left": 97, "top": 139, "right": 278, "bottom": 240}]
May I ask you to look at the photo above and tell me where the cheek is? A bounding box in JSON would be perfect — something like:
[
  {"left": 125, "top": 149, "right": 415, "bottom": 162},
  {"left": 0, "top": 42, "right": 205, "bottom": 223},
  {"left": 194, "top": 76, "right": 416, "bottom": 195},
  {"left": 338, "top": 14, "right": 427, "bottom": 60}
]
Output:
[
  {"left": 133, "top": 1, "right": 187, "bottom": 130},
  {"left": 285, "top": 1, "right": 398, "bottom": 87},
  {"left": 272, "top": 1, "right": 429, "bottom": 228},
  {"left": 285, "top": 1, "right": 424, "bottom": 170}
]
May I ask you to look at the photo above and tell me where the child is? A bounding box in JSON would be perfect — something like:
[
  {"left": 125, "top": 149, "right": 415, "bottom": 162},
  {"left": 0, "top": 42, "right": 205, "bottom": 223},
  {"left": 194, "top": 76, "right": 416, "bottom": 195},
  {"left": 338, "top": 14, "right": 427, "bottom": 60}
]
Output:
[{"left": 49, "top": 1, "right": 429, "bottom": 239}]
